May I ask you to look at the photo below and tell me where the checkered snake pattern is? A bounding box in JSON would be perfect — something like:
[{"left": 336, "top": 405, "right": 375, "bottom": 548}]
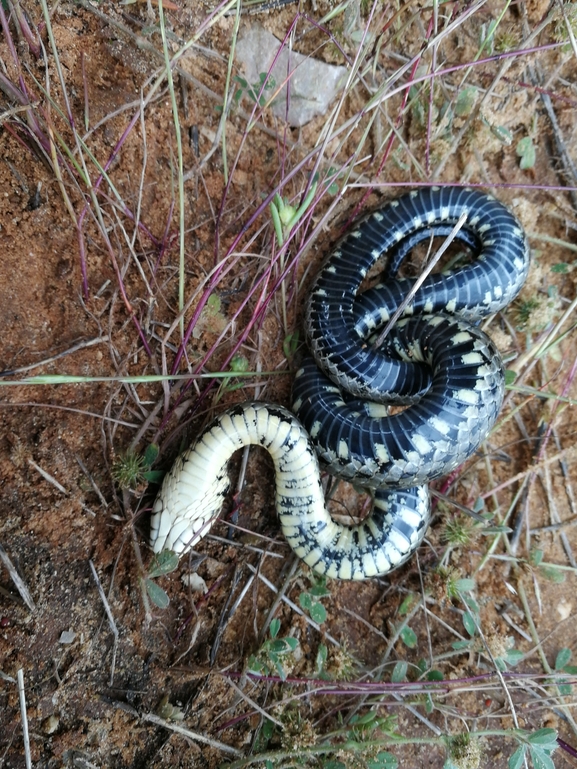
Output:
[{"left": 150, "top": 187, "right": 529, "bottom": 580}]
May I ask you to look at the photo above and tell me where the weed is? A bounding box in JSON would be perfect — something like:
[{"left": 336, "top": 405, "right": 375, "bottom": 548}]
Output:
[
  {"left": 143, "top": 549, "right": 179, "bottom": 609},
  {"left": 298, "top": 574, "right": 330, "bottom": 624},
  {"left": 233, "top": 72, "right": 277, "bottom": 109},
  {"left": 442, "top": 516, "right": 474, "bottom": 549},
  {"left": 495, "top": 27, "right": 520, "bottom": 53},
  {"left": 2, "top": 0, "right": 577, "bottom": 766},
  {"left": 513, "top": 296, "right": 541, "bottom": 329},
  {"left": 278, "top": 708, "right": 318, "bottom": 752},
  {"left": 428, "top": 566, "right": 472, "bottom": 604},
  {"left": 111, "top": 443, "right": 159, "bottom": 492},
  {"left": 323, "top": 643, "right": 358, "bottom": 682},
  {"left": 248, "top": 618, "right": 300, "bottom": 681},
  {"left": 553, "top": 3, "right": 577, "bottom": 49},
  {"left": 508, "top": 728, "right": 558, "bottom": 769},
  {"left": 155, "top": 693, "right": 185, "bottom": 721},
  {"left": 445, "top": 733, "right": 483, "bottom": 769},
  {"left": 269, "top": 181, "right": 318, "bottom": 247}
]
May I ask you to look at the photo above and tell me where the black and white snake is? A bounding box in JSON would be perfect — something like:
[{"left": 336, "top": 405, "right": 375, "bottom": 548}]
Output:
[{"left": 150, "top": 187, "right": 529, "bottom": 580}]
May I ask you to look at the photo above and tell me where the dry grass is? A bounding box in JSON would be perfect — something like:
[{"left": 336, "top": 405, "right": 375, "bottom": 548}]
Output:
[{"left": 1, "top": 0, "right": 577, "bottom": 767}]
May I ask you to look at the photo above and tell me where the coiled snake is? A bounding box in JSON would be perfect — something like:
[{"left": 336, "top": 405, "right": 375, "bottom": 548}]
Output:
[{"left": 150, "top": 187, "right": 529, "bottom": 580}]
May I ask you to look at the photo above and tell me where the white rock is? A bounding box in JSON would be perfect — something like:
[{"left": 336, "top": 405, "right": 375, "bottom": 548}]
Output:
[{"left": 235, "top": 26, "right": 347, "bottom": 127}]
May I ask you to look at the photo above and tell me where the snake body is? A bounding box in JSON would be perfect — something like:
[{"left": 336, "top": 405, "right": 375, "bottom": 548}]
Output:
[
  {"left": 150, "top": 403, "right": 431, "bottom": 580},
  {"left": 306, "top": 186, "right": 528, "bottom": 403},
  {"left": 292, "top": 314, "right": 505, "bottom": 489},
  {"left": 150, "top": 187, "right": 529, "bottom": 580}
]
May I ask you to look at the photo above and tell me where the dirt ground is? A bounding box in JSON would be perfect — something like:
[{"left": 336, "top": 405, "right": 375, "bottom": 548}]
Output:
[{"left": 1, "top": 1, "right": 577, "bottom": 768}]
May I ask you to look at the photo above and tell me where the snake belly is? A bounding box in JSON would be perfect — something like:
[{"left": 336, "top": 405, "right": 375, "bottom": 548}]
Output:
[{"left": 150, "top": 403, "right": 431, "bottom": 580}]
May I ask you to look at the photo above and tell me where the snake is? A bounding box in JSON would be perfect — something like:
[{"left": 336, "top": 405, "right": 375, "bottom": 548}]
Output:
[
  {"left": 306, "top": 185, "right": 529, "bottom": 403},
  {"left": 150, "top": 403, "right": 430, "bottom": 580},
  {"left": 150, "top": 187, "right": 530, "bottom": 580}
]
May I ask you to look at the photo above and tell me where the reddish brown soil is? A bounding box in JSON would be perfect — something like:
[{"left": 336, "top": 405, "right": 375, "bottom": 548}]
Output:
[{"left": 1, "top": 2, "right": 576, "bottom": 768}]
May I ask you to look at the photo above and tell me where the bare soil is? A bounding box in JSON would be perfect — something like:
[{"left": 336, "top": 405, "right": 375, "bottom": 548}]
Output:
[{"left": 1, "top": 2, "right": 577, "bottom": 768}]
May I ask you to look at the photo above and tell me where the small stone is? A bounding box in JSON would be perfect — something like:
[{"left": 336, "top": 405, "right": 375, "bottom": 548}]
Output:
[
  {"left": 236, "top": 27, "right": 347, "bottom": 127},
  {"left": 42, "top": 715, "right": 59, "bottom": 734},
  {"left": 181, "top": 573, "right": 208, "bottom": 594}
]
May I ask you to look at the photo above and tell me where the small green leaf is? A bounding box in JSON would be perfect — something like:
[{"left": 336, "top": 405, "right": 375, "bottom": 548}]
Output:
[
  {"left": 262, "top": 719, "right": 275, "bottom": 740},
  {"left": 247, "top": 654, "right": 265, "bottom": 675},
  {"left": 528, "top": 746, "right": 556, "bottom": 769},
  {"left": 206, "top": 293, "right": 221, "bottom": 312},
  {"left": 273, "top": 656, "right": 287, "bottom": 680},
  {"left": 148, "top": 550, "right": 179, "bottom": 578},
  {"left": 530, "top": 548, "right": 544, "bottom": 566},
  {"left": 454, "top": 578, "right": 476, "bottom": 592},
  {"left": 516, "top": 136, "right": 536, "bottom": 170},
  {"left": 145, "top": 579, "right": 170, "bottom": 609},
  {"left": 143, "top": 470, "right": 165, "bottom": 484},
  {"left": 491, "top": 124, "right": 513, "bottom": 145},
  {"left": 538, "top": 565, "right": 566, "bottom": 583},
  {"left": 315, "top": 643, "right": 328, "bottom": 671},
  {"left": 269, "top": 618, "right": 281, "bottom": 638},
  {"left": 455, "top": 86, "right": 477, "bottom": 116},
  {"left": 452, "top": 640, "right": 471, "bottom": 650},
  {"left": 462, "top": 611, "right": 477, "bottom": 636},
  {"left": 399, "top": 625, "right": 418, "bottom": 648},
  {"left": 283, "top": 331, "right": 300, "bottom": 359},
  {"left": 309, "top": 601, "right": 327, "bottom": 624},
  {"left": 460, "top": 593, "right": 480, "bottom": 615},
  {"left": 551, "top": 262, "right": 569, "bottom": 273},
  {"left": 527, "top": 728, "right": 558, "bottom": 747},
  {"left": 555, "top": 648, "right": 572, "bottom": 670},
  {"left": 398, "top": 593, "right": 417, "bottom": 617},
  {"left": 309, "top": 582, "right": 331, "bottom": 598},
  {"left": 229, "top": 353, "right": 249, "bottom": 373},
  {"left": 278, "top": 201, "right": 297, "bottom": 227},
  {"left": 473, "top": 497, "right": 485, "bottom": 513},
  {"left": 504, "top": 369, "right": 517, "bottom": 386},
  {"left": 427, "top": 669, "right": 444, "bottom": 681},
  {"left": 482, "top": 525, "right": 513, "bottom": 535},
  {"left": 299, "top": 592, "right": 312, "bottom": 611},
  {"left": 143, "top": 443, "right": 159, "bottom": 467},
  {"left": 357, "top": 710, "right": 378, "bottom": 725},
  {"left": 508, "top": 745, "right": 525, "bottom": 769},
  {"left": 366, "top": 751, "right": 399, "bottom": 769},
  {"left": 504, "top": 649, "right": 524, "bottom": 666},
  {"left": 391, "top": 661, "right": 408, "bottom": 683}
]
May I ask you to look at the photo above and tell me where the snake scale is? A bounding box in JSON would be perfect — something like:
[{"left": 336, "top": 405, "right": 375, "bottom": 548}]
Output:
[{"left": 150, "top": 187, "right": 529, "bottom": 580}]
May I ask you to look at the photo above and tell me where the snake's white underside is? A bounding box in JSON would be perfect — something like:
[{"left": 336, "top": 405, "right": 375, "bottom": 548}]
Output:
[{"left": 150, "top": 403, "right": 430, "bottom": 580}]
